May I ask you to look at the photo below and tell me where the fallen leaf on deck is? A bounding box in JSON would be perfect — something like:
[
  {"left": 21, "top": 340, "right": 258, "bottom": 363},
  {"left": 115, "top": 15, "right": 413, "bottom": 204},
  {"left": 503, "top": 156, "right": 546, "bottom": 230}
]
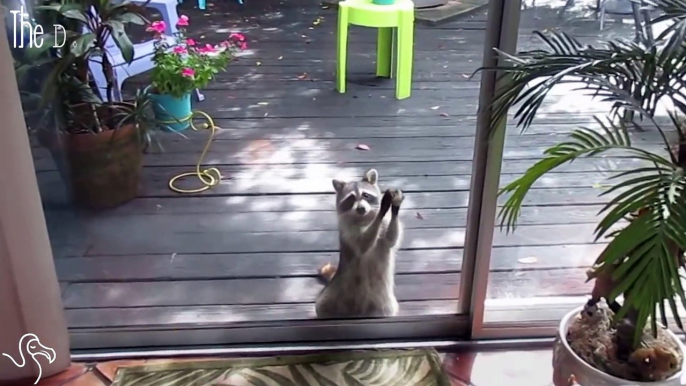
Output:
[
  {"left": 415, "top": 212, "right": 424, "bottom": 220},
  {"left": 313, "top": 16, "right": 324, "bottom": 25},
  {"left": 297, "top": 73, "right": 308, "bottom": 80},
  {"left": 440, "top": 113, "right": 450, "bottom": 117},
  {"left": 258, "top": 102, "right": 269, "bottom": 105},
  {"left": 430, "top": 106, "right": 441, "bottom": 110},
  {"left": 256, "top": 61, "right": 262, "bottom": 66},
  {"left": 461, "top": 74, "right": 469, "bottom": 78},
  {"left": 518, "top": 257, "right": 538, "bottom": 264},
  {"left": 356, "top": 144, "right": 370, "bottom": 151},
  {"left": 301, "top": 34, "right": 307, "bottom": 38},
  {"left": 278, "top": 56, "right": 283, "bottom": 60}
]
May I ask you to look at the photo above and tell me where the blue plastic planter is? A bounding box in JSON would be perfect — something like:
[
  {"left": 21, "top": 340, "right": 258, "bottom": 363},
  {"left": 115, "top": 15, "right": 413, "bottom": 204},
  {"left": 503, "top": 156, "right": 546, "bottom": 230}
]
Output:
[
  {"left": 150, "top": 92, "right": 192, "bottom": 132},
  {"left": 372, "top": 0, "right": 395, "bottom": 5}
]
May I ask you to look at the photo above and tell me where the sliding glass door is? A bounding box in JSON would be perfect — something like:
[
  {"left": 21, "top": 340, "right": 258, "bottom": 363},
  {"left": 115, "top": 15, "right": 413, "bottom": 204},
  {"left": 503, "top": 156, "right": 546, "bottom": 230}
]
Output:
[{"left": 0, "top": 0, "right": 523, "bottom": 350}]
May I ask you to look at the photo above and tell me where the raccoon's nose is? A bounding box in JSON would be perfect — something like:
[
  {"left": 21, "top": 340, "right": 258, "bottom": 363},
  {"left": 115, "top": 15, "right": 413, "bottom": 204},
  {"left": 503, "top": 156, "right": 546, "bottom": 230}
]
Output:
[{"left": 356, "top": 206, "right": 367, "bottom": 215}]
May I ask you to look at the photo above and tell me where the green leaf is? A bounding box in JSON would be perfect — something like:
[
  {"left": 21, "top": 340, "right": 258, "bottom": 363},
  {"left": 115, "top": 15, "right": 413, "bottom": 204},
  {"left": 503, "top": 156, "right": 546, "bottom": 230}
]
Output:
[
  {"left": 251, "top": 369, "right": 297, "bottom": 386},
  {"left": 301, "top": 364, "right": 337, "bottom": 386},
  {"left": 70, "top": 33, "right": 96, "bottom": 57},
  {"left": 60, "top": 8, "right": 88, "bottom": 24},
  {"left": 342, "top": 372, "right": 365, "bottom": 386},
  {"left": 287, "top": 365, "right": 310, "bottom": 385},
  {"left": 105, "top": 20, "right": 134, "bottom": 64}
]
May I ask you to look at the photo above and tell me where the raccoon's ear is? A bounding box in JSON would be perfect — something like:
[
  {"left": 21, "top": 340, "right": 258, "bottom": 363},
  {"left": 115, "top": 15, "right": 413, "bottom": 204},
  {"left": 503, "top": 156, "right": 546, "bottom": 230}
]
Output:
[
  {"left": 332, "top": 179, "right": 346, "bottom": 193},
  {"left": 363, "top": 169, "right": 378, "bottom": 185}
]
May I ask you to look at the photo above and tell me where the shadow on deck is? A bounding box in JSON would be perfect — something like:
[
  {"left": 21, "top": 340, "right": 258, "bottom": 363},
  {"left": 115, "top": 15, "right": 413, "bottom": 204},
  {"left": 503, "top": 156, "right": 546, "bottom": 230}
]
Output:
[{"left": 31, "top": 0, "right": 658, "bottom": 330}]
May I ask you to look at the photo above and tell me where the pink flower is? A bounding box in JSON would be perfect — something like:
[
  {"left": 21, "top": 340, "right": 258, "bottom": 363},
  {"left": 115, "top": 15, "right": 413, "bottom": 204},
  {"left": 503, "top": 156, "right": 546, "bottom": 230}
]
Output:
[
  {"left": 177, "top": 15, "right": 189, "bottom": 27},
  {"left": 229, "top": 33, "right": 245, "bottom": 42},
  {"left": 240, "top": 42, "right": 247, "bottom": 50},
  {"left": 197, "top": 44, "right": 216, "bottom": 54},
  {"left": 186, "top": 38, "right": 196, "bottom": 46},
  {"left": 146, "top": 20, "right": 166, "bottom": 34},
  {"left": 181, "top": 68, "right": 195, "bottom": 77},
  {"left": 173, "top": 46, "right": 187, "bottom": 55}
]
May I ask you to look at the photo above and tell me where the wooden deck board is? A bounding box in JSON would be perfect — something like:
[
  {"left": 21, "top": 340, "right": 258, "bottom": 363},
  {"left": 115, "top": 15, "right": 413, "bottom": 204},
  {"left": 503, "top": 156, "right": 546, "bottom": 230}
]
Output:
[{"left": 32, "top": 0, "right": 651, "bottom": 328}]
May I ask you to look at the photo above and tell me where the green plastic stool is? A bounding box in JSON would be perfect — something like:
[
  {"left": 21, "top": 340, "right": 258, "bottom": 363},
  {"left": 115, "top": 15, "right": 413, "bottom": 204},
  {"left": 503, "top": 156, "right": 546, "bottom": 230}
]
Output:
[{"left": 336, "top": 0, "right": 415, "bottom": 100}]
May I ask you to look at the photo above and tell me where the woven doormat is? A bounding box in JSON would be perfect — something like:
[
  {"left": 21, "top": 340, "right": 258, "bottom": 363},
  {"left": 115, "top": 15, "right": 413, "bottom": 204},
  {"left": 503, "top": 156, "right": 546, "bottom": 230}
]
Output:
[{"left": 112, "top": 349, "right": 451, "bottom": 385}]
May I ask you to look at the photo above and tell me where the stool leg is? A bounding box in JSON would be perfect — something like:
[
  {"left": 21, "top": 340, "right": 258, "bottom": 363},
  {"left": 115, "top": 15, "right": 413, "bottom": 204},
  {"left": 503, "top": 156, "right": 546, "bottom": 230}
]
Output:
[
  {"left": 198, "top": 0, "right": 206, "bottom": 10},
  {"left": 396, "top": 10, "right": 413, "bottom": 100},
  {"left": 155, "top": 3, "right": 179, "bottom": 35},
  {"left": 376, "top": 27, "right": 392, "bottom": 78},
  {"left": 336, "top": 6, "right": 349, "bottom": 94}
]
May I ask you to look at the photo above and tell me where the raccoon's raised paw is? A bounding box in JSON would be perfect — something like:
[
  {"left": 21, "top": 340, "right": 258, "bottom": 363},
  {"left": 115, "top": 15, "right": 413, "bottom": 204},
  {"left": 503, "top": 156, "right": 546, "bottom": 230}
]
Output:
[{"left": 387, "top": 188, "right": 404, "bottom": 208}]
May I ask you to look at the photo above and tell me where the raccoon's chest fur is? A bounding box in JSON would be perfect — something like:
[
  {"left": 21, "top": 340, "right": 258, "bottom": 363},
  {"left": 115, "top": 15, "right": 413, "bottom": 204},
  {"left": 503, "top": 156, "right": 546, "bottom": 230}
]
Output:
[{"left": 315, "top": 223, "right": 400, "bottom": 318}]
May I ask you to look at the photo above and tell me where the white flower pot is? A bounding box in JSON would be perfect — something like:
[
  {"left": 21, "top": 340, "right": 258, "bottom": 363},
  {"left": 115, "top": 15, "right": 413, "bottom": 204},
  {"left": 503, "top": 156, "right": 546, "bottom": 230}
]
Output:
[{"left": 552, "top": 306, "right": 685, "bottom": 386}]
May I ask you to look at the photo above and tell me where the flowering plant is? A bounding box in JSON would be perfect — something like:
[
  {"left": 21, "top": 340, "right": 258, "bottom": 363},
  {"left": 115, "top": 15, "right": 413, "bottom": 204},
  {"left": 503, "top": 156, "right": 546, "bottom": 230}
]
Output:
[{"left": 147, "top": 16, "right": 247, "bottom": 98}]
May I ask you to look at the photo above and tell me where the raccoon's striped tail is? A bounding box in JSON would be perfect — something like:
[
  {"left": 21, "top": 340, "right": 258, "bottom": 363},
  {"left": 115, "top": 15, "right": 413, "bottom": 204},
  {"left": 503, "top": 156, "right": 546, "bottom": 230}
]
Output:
[{"left": 318, "top": 263, "right": 337, "bottom": 284}]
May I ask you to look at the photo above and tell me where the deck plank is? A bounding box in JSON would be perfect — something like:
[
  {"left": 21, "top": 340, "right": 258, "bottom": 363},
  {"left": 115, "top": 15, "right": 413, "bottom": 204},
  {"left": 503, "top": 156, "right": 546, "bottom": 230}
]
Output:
[
  {"left": 60, "top": 268, "right": 588, "bottom": 309},
  {"left": 49, "top": 205, "right": 604, "bottom": 237},
  {"left": 72, "top": 223, "right": 610, "bottom": 255},
  {"left": 38, "top": 168, "right": 648, "bottom": 198},
  {"left": 56, "top": 244, "right": 603, "bottom": 282}
]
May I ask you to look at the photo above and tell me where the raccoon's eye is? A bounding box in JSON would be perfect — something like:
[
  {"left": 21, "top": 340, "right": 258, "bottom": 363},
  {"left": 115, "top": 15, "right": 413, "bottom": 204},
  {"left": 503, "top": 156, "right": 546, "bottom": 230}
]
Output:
[{"left": 362, "top": 192, "right": 370, "bottom": 199}]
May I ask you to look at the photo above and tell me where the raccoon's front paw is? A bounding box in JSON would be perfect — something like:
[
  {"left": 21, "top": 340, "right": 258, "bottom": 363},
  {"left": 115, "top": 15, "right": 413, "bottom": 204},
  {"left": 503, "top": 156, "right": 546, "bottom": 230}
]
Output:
[{"left": 388, "top": 188, "right": 404, "bottom": 208}]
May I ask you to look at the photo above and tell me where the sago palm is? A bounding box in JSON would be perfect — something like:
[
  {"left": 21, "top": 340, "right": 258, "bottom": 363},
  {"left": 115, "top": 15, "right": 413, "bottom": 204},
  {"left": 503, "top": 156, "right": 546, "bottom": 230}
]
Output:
[{"left": 481, "top": 0, "right": 686, "bottom": 352}]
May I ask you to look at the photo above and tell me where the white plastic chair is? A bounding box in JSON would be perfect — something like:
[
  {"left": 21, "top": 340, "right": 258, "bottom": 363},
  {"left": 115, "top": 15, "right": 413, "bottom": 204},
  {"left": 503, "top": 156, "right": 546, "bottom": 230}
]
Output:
[{"left": 88, "top": 0, "right": 204, "bottom": 102}]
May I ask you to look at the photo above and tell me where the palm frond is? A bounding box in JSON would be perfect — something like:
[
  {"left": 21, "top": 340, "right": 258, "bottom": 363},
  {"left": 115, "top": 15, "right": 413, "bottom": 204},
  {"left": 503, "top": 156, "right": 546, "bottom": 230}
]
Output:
[
  {"left": 601, "top": 177, "right": 686, "bottom": 340},
  {"left": 480, "top": 31, "right": 684, "bottom": 151},
  {"left": 646, "top": 0, "right": 686, "bottom": 54},
  {"left": 500, "top": 116, "right": 686, "bottom": 343},
  {"left": 499, "top": 117, "right": 640, "bottom": 233}
]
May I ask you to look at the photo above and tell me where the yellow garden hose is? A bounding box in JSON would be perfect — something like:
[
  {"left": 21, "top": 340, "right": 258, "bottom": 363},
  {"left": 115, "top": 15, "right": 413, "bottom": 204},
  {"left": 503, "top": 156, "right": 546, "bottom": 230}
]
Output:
[{"left": 163, "top": 110, "right": 222, "bottom": 194}]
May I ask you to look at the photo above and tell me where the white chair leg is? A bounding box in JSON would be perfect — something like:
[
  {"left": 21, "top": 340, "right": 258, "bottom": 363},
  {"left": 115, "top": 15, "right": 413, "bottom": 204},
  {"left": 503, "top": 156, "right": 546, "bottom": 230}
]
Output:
[
  {"left": 149, "top": 2, "right": 179, "bottom": 35},
  {"left": 195, "top": 89, "right": 205, "bottom": 102},
  {"left": 599, "top": 0, "right": 606, "bottom": 30}
]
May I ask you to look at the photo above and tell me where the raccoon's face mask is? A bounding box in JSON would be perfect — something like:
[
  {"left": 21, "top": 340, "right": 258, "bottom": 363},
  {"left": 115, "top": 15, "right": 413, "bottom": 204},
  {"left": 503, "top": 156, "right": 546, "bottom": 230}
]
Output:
[{"left": 332, "top": 169, "right": 381, "bottom": 226}]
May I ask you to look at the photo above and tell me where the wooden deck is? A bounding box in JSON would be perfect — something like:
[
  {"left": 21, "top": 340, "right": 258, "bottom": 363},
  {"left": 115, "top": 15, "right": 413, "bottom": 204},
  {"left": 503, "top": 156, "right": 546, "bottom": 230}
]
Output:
[{"left": 32, "top": 0, "right": 663, "bottom": 330}]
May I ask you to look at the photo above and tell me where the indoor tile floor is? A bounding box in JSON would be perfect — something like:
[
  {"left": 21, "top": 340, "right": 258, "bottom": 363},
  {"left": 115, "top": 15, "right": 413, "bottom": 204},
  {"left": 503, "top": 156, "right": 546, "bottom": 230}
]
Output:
[{"left": 25, "top": 349, "right": 553, "bottom": 386}]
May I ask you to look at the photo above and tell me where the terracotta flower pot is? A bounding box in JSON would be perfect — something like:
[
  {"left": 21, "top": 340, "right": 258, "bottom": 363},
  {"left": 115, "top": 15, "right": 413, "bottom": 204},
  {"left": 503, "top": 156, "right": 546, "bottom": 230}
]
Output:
[
  {"left": 553, "top": 306, "right": 685, "bottom": 386},
  {"left": 62, "top": 123, "right": 143, "bottom": 209},
  {"left": 39, "top": 121, "right": 144, "bottom": 209}
]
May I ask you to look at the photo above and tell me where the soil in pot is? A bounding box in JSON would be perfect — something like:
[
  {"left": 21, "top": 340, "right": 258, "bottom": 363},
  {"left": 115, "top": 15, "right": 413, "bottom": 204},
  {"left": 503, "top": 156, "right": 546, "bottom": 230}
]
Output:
[{"left": 567, "top": 303, "right": 683, "bottom": 382}]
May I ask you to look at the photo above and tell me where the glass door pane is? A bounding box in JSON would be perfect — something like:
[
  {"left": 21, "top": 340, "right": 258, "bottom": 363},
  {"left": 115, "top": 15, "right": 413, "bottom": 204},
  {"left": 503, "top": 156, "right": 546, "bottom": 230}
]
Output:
[
  {"left": 481, "top": 0, "right": 663, "bottom": 330},
  {"left": 2, "top": 0, "right": 504, "bottom": 349}
]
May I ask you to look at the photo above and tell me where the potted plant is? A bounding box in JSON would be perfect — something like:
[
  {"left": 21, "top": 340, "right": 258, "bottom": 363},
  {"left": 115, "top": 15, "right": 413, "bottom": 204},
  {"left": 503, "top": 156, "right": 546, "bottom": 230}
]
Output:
[
  {"left": 25, "top": 0, "right": 160, "bottom": 209},
  {"left": 147, "top": 16, "right": 246, "bottom": 132},
  {"left": 480, "top": 0, "right": 686, "bottom": 384}
]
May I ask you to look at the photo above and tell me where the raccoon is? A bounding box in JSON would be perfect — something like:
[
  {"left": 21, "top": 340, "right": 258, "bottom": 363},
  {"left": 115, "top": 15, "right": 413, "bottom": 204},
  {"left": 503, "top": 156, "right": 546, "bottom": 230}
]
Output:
[{"left": 315, "top": 169, "right": 404, "bottom": 318}]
